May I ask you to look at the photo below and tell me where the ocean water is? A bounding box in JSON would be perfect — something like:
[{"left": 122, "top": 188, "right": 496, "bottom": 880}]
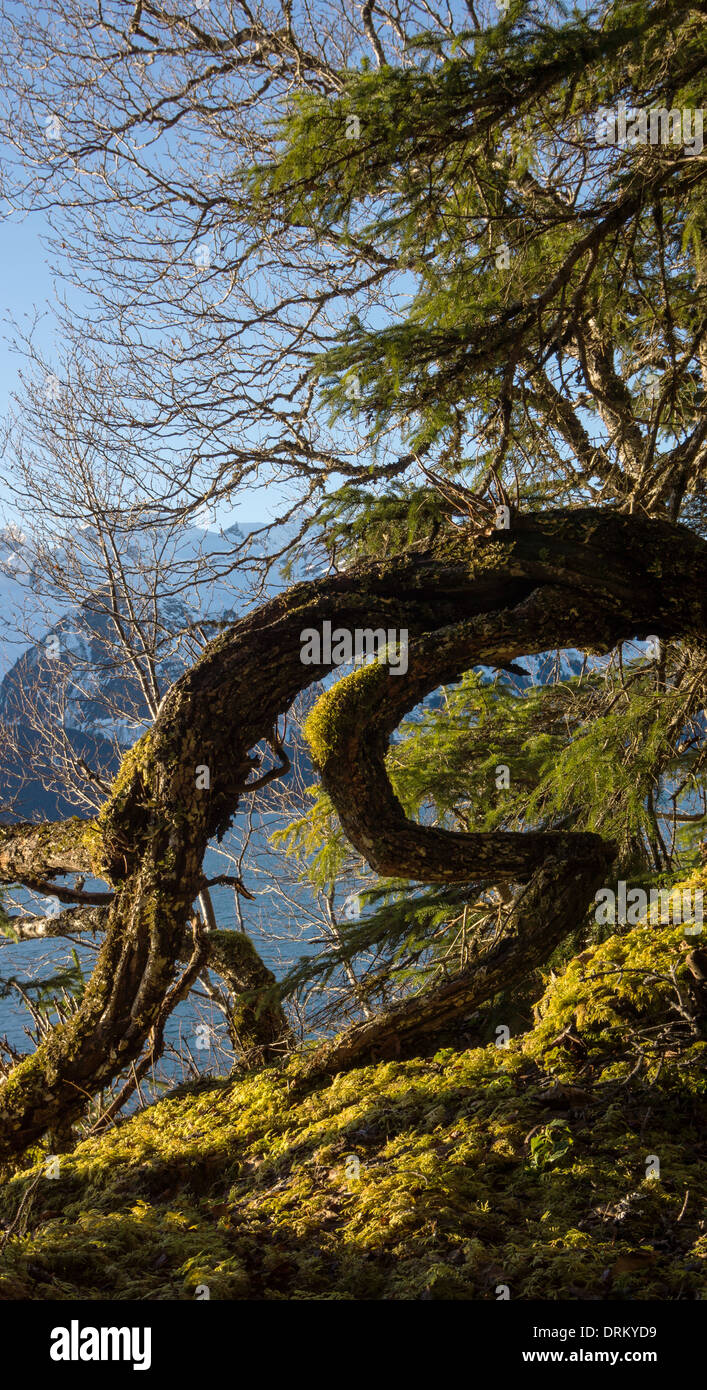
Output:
[{"left": 0, "top": 816, "right": 327, "bottom": 1094}]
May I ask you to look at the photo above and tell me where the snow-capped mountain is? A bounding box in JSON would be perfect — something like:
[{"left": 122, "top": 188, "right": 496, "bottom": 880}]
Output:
[
  {"left": 0, "top": 518, "right": 321, "bottom": 815},
  {"left": 0, "top": 517, "right": 314, "bottom": 741},
  {"left": 0, "top": 527, "right": 67, "bottom": 681},
  {"left": 0, "top": 515, "right": 646, "bottom": 820}
]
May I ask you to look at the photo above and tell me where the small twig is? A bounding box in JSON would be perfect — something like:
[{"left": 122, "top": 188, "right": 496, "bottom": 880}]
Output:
[
  {"left": 0, "top": 1169, "right": 44, "bottom": 1253},
  {"left": 202, "top": 873, "right": 254, "bottom": 900},
  {"left": 18, "top": 878, "right": 114, "bottom": 907}
]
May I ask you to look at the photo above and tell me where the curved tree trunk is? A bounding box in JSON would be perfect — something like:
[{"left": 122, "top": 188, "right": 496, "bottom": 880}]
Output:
[
  {"left": 0, "top": 509, "right": 705, "bottom": 1156},
  {"left": 302, "top": 852, "right": 612, "bottom": 1076}
]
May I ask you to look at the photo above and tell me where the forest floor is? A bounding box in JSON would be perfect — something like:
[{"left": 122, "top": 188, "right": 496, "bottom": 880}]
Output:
[{"left": 1, "top": 879, "right": 705, "bottom": 1300}]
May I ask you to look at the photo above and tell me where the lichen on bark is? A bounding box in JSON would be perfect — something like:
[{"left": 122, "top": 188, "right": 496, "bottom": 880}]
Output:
[{"left": 0, "top": 508, "right": 705, "bottom": 1157}]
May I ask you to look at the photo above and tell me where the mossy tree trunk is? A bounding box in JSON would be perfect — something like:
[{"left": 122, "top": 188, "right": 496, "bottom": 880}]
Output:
[
  {"left": 0, "top": 509, "right": 705, "bottom": 1156},
  {"left": 1, "top": 905, "right": 288, "bottom": 1066}
]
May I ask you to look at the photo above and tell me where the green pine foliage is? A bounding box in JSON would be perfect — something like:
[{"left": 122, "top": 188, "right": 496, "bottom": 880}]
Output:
[
  {"left": 275, "top": 645, "right": 707, "bottom": 1023},
  {"left": 250, "top": 1, "right": 707, "bottom": 484},
  {"left": 254, "top": 0, "right": 707, "bottom": 1033}
]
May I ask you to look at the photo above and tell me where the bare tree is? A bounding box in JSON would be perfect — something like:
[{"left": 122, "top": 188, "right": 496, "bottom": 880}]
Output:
[
  {"left": 0, "top": 0, "right": 705, "bottom": 1164},
  {"left": 0, "top": 0, "right": 434, "bottom": 552},
  {"left": 0, "top": 392, "right": 295, "bottom": 1104}
]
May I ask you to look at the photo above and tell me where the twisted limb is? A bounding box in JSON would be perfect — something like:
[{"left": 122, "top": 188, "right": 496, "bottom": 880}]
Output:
[
  {"left": 302, "top": 589, "right": 617, "bottom": 1074},
  {"left": 0, "top": 510, "right": 704, "bottom": 1156}
]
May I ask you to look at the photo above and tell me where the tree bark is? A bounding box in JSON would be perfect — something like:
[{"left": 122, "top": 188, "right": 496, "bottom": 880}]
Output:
[
  {"left": 302, "top": 852, "right": 612, "bottom": 1076},
  {"left": 1, "top": 906, "right": 289, "bottom": 1066},
  {"left": 0, "top": 508, "right": 705, "bottom": 1155}
]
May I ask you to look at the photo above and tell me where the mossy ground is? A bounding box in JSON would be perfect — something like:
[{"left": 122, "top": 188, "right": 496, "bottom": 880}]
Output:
[{"left": 0, "top": 902, "right": 705, "bottom": 1301}]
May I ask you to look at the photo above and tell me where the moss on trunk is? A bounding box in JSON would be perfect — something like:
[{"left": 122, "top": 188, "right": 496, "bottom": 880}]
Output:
[
  {"left": 0, "top": 508, "right": 705, "bottom": 1157},
  {"left": 0, "top": 889, "right": 704, "bottom": 1300}
]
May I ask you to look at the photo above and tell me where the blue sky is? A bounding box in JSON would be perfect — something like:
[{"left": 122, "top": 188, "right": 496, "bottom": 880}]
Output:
[
  {"left": 0, "top": 207, "right": 284, "bottom": 530},
  {"left": 0, "top": 208, "right": 62, "bottom": 399},
  {"left": 0, "top": 210, "right": 57, "bottom": 526}
]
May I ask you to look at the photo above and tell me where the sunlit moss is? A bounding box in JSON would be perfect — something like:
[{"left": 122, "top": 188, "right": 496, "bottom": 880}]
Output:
[
  {"left": 0, "top": 891, "right": 704, "bottom": 1301},
  {"left": 304, "top": 662, "right": 388, "bottom": 766}
]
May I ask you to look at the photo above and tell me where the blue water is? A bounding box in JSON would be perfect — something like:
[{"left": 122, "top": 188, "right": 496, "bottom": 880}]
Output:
[{"left": 0, "top": 815, "right": 327, "bottom": 1094}]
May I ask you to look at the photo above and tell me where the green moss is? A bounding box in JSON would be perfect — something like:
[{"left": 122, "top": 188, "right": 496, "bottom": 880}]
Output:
[
  {"left": 79, "top": 822, "right": 106, "bottom": 879},
  {"left": 0, "top": 894, "right": 704, "bottom": 1300},
  {"left": 0, "top": 817, "right": 90, "bottom": 859},
  {"left": 526, "top": 869, "right": 707, "bottom": 1073},
  {"left": 304, "top": 662, "right": 388, "bottom": 765},
  {"left": 88, "top": 730, "right": 160, "bottom": 877},
  {"left": 100, "top": 730, "right": 156, "bottom": 815}
]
